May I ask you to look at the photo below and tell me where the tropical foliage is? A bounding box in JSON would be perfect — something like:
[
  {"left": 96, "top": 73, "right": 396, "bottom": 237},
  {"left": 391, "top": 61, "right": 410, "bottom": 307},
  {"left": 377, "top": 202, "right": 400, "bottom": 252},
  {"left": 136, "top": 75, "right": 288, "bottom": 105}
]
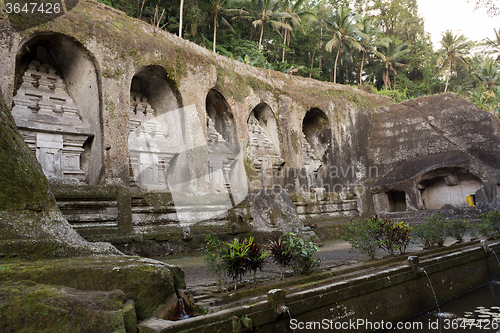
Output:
[{"left": 97, "top": 0, "right": 500, "bottom": 116}]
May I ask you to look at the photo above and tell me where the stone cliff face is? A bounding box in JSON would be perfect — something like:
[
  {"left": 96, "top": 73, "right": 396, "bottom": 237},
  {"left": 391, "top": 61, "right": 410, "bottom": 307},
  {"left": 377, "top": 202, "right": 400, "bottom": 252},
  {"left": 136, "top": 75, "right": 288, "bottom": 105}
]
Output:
[
  {"left": 0, "top": 85, "right": 121, "bottom": 258},
  {"left": 1, "top": 0, "right": 500, "bottom": 243},
  {"left": 370, "top": 94, "right": 500, "bottom": 213}
]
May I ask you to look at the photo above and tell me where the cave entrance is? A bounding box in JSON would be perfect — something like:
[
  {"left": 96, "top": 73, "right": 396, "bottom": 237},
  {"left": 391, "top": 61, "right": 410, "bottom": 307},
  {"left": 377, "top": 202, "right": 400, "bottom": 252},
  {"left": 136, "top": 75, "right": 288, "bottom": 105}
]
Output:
[
  {"left": 419, "top": 173, "right": 482, "bottom": 209},
  {"left": 387, "top": 191, "right": 407, "bottom": 212}
]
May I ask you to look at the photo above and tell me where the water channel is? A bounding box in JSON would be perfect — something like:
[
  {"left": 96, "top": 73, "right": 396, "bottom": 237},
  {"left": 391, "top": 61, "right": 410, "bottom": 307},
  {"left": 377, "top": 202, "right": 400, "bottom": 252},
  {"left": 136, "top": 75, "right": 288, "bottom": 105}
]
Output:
[{"left": 387, "top": 280, "right": 500, "bottom": 332}]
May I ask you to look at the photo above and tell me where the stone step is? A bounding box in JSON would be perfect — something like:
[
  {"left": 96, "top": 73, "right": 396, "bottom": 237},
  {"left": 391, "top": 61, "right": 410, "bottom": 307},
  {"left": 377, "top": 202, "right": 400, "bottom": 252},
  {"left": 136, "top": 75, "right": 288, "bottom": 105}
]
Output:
[
  {"left": 195, "top": 298, "right": 222, "bottom": 307},
  {"left": 193, "top": 294, "right": 211, "bottom": 302}
]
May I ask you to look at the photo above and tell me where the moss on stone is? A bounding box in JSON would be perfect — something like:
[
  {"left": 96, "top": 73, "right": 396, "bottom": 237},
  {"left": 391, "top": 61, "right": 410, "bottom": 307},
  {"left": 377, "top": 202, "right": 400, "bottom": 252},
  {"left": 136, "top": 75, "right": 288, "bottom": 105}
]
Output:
[
  {"left": 0, "top": 281, "right": 130, "bottom": 332},
  {"left": 0, "top": 256, "right": 182, "bottom": 320},
  {"left": 0, "top": 87, "right": 55, "bottom": 212}
]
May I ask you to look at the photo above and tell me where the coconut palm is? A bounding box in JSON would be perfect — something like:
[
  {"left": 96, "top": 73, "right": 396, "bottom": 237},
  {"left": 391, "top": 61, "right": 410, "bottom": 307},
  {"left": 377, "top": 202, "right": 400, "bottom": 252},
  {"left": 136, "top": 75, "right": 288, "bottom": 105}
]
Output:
[
  {"left": 435, "top": 30, "right": 472, "bottom": 93},
  {"left": 375, "top": 38, "right": 409, "bottom": 90},
  {"left": 209, "top": 0, "right": 246, "bottom": 53},
  {"left": 475, "top": 59, "right": 500, "bottom": 90},
  {"left": 280, "top": 0, "right": 317, "bottom": 63},
  {"left": 483, "top": 28, "right": 500, "bottom": 61},
  {"left": 325, "top": 6, "right": 362, "bottom": 84},
  {"left": 233, "top": 0, "right": 292, "bottom": 51},
  {"left": 357, "top": 17, "right": 389, "bottom": 85}
]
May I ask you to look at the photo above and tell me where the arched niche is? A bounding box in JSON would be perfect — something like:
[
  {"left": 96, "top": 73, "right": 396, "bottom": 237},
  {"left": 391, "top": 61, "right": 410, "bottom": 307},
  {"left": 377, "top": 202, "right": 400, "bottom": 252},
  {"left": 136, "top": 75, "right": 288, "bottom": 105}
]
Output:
[
  {"left": 128, "top": 65, "right": 182, "bottom": 191},
  {"left": 302, "top": 108, "right": 331, "bottom": 160},
  {"left": 247, "top": 103, "right": 280, "bottom": 154},
  {"left": 418, "top": 170, "right": 483, "bottom": 209},
  {"left": 205, "top": 89, "right": 237, "bottom": 148},
  {"left": 12, "top": 33, "right": 102, "bottom": 185},
  {"left": 130, "top": 65, "right": 181, "bottom": 118},
  {"left": 205, "top": 89, "right": 239, "bottom": 193},
  {"left": 247, "top": 103, "right": 283, "bottom": 188}
]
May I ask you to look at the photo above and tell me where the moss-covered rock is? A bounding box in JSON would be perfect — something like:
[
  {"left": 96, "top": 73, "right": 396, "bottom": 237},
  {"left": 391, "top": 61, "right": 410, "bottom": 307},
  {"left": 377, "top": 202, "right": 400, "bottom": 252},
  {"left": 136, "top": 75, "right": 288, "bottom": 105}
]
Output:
[
  {"left": 0, "top": 280, "right": 133, "bottom": 332},
  {"left": 0, "top": 87, "right": 54, "bottom": 212},
  {"left": 0, "top": 256, "right": 185, "bottom": 320}
]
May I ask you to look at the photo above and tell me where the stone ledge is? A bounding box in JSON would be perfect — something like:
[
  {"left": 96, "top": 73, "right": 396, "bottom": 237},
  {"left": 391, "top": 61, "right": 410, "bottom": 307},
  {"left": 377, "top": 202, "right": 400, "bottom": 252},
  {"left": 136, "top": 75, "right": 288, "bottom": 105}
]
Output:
[{"left": 0, "top": 256, "right": 184, "bottom": 320}]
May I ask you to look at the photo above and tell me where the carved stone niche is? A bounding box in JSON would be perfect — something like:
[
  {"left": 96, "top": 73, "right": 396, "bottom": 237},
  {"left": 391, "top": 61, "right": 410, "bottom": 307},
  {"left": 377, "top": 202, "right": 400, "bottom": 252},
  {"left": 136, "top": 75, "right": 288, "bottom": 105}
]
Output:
[
  {"left": 11, "top": 49, "right": 92, "bottom": 184},
  {"left": 300, "top": 133, "right": 322, "bottom": 190},
  {"left": 128, "top": 90, "right": 174, "bottom": 191},
  {"left": 247, "top": 114, "right": 284, "bottom": 186},
  {"left": 207, "top": 116, "right": 235, "bottom": 193}
]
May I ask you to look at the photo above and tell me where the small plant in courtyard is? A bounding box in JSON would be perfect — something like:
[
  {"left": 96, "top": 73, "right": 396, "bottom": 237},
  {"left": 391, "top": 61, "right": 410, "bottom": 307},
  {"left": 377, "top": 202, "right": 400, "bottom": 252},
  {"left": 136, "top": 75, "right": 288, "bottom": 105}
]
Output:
[
  {"left": 222, "top": 238, "right": 251, "bottom": 291},
  {"left": 413, "top": 214, "right": 446, "bottom": 248},
  {"left": 479, "top": 209, "right": 500, "bottom": 235},
  {"left": 377, "top": 219, "right": 413, "bottom": 256},
  {"left": 246, "top": 238, "right": 270, "bottom": 283},
  {"left": 203, "top": 234, "right": 228, "bottom": 292},
  {"left": 343, "top": 216, "right": 382, "bottom": 259},
  {"left": 445, "top": 219, "right": 470, "bottom": 242},
  {"left": 269, "top": 237, "right": 293, "bottom": 279},
  {"left": 284, "top": 232, "right": 321, "bottom": 275},
  {"left": 473, "top": 221, "right": 495, "bottom": 237}
]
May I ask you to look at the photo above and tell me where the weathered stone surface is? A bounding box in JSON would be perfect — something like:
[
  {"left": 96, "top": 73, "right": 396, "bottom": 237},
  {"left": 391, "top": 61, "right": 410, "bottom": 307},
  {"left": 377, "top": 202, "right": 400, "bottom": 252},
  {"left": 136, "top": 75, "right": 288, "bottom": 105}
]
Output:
[
  {"left": 0, "top": 281, "right": 133, "bottom": 333},
  {"left": 0, "top": 86, "right": 122, "bottom": 259},
  {"left": 0, "top": 256, "right": 184, "bottom": 320}
]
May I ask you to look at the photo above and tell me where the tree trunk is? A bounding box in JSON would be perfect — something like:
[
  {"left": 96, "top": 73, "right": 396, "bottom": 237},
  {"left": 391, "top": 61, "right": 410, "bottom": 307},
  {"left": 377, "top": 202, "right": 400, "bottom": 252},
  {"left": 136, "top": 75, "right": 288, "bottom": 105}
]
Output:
[
  {"left": 384, "top": 70, "right": 390, "bottom": 90},
  {"left": 259, "top": 24, "right": 264, "bottom": 50},
  {"left": 359, "top": 52, "right": 365, "bottom": 85},
  {"left": 213, "top": 12, "right": 217, "bottom": 53},
  {"left": 179, "top": 0, "right": 184, "bottom": 38},
  {"left": 334, "top": 47, "right": 340, "bottom": 84},
  {"left": 444, "top": 62, "right": 451, "bottom": 93},
  {"left": 282, "top": 29, "right": 287, "bottom": 63}
]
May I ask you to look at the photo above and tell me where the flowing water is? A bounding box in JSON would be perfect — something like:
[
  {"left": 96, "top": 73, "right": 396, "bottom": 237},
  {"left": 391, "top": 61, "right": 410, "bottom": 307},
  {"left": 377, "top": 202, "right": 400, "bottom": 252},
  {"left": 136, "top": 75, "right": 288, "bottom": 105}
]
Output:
[
  {"left": 286, "top": 308, "right": 295, "bottom": 333},
  {"left": 492, "top": 250, "right": 500, "bottom": 267},
  {"left": 386, "top": 280, "right": 500, "bottom": 332},
  {"left": 422, "top": 268, "right": 441, "bottom": 314}
]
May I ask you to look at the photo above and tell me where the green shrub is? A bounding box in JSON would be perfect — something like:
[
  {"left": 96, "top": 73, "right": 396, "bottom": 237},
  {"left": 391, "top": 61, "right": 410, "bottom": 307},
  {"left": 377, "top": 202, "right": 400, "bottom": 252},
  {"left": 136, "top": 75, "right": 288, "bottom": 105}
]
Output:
[
  {"left": 269, "top": 232, "right": 320, "bottom": 277},
  {"left": 413, "top": 214, "right": 446, "bottom": 248},
  {"left": 445, "top": 219, "right": 470, "bottom": 242},
  {"left": 246, "top": 238, "right": 270, "bottom": 283},
  {"left": 222, "top": 238, "right": 251, "bottom": 291},
  {"left": 474, "top": 221, "right": 495, "bottom": 237},
  {"left": 269, "top": 237, "right": 292, "bottom": 279},
  {"left": 203, "top": 234, "right": 228, "bottom": 291},
  {"left": 343, "top": 216, "right": 412, "bottom": 259},
  {"left": 479, "top": 209, "right": 500, "bottom": 235},
  {"left": 378, "top": 219, "right": 413, "bottom": 256},
  {"left": 284, "top": 232, "right": 321, "bottom": 275},
  {"left": 343, "top": 216, "right": 383, "bottom": 259}
]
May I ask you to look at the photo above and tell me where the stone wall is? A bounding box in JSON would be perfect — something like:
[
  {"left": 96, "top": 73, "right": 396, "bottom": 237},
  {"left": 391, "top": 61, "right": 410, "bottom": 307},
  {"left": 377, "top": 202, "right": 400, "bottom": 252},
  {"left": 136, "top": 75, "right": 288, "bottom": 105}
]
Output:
[
  {"left": 2, "top": 0, "right": 500, "bottom": 244},
  {"left": 138, "top": 240, "right": 500, "bottom": 333}
]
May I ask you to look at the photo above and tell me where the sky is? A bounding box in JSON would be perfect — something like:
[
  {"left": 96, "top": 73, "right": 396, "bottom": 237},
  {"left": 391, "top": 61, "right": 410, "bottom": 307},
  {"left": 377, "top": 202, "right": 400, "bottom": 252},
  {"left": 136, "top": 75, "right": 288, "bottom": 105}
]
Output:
[{"left": 417, "top": 0, "right": 499, "bottom": 50}]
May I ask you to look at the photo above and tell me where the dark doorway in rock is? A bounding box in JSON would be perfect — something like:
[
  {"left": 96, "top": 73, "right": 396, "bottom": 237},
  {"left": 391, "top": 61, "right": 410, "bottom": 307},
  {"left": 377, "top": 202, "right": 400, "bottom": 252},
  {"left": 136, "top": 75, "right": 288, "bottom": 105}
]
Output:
[
  {"left": 206, "top": 89, "right": 237, "bottom": 148},
  {"left": 302, "top": 108, "right": 331, "bottom": 160},
  {"left": 387, "top": 191, "right": 406, "bottom": 212}
]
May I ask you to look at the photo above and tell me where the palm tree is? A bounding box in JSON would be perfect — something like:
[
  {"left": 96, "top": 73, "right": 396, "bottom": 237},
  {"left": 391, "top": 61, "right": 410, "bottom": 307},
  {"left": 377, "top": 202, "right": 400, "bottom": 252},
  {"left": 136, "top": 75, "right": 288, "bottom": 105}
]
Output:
[
  {"left": 209, "top": 0, "right": 245, "bottom": 53},
  {"left": 483, "top": 28, "right": 500, "bottom": 61},
  {"left": 375, "top": 38, "right": 409, "bottom": 90},
  {"left": 475, "top": 59, "right": 500, "bottom": 90},
  {"left": 357, "top": 17, "right": 389, "bottom": 85},
  {"left": 435, "top": 30, "right": 472, "bottom": 93},
  {"left": 325, "top": 6, "right": 362, "bottom": 84},
  {"left": 280, "top": 0, "right": 317, "bottom": 63},
  {"left": 179, "top": 0, "right": 184, "bottom": 38},
  {"left": 233, "top": 0, "right": 292, "bottom": 51}
]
